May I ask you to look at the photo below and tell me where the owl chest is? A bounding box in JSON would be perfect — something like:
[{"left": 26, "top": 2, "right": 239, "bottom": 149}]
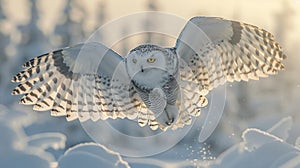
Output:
[{"left": 133, "top": 73, "right": 179, "bottom": 106}]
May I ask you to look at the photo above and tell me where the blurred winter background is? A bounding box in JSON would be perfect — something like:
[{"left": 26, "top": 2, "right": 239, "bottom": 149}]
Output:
[{"left": 0, "top": 0, "right": 300, "bottom": 167}]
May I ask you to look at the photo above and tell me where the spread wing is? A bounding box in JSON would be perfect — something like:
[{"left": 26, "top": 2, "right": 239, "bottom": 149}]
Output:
[
  {"left": 12, "top": 42, "right": 143, "bottom": 122},
  {"left": 175, "top": 16, "right": 286, "bottom": 139},
  {"left": 176, "top": 16, "right": 286, "bottom": 92}
]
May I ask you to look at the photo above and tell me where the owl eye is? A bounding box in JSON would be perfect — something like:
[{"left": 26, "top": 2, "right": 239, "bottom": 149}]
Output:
[
  {"left": 132, "top": 58, "right": 137, "bottom": 64},
  {"left": 147, "top": 58, "right": 156, "bottom": 63}
]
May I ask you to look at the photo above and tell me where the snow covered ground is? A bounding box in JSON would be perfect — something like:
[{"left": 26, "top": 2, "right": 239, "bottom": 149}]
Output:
[{"left": 1, "top": 104, "right": 299, "bottom": 167}]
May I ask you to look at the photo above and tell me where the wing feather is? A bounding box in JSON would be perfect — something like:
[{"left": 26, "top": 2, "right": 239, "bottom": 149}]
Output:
[
  {"left": 175, "top": 17, "right": 286, "bottom": 128},
  {"left": 176, "top": 17, "right": 286, "bottom": 91},
  {"left": 12, "top": 42, "right": 143, "bottom": 123}
]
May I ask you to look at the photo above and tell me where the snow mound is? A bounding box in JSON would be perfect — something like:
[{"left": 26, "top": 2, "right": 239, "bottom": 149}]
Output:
[
  {"left": 0, "top": 104, "right": 66, "bottom": 168},
  {"left": 209, "top": 117, "right": 300, "bottom": 168},
  {"left": 58, "top": 143, "right": 130, "bottom": 168}
]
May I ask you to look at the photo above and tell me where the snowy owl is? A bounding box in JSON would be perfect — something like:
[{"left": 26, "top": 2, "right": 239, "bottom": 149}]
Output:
[{"left": 12, "top": 17, "right": 286, "bottom": 130}]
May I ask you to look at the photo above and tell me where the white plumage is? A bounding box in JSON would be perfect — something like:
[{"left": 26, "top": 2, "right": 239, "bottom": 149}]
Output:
[{"left": 12, "top": 17, "right": 286, "bottom": 130}]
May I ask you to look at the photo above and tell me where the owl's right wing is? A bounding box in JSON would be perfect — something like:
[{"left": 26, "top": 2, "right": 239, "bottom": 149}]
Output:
[{"left": 12, "top": 42, "right": 144, "bottom": 122}]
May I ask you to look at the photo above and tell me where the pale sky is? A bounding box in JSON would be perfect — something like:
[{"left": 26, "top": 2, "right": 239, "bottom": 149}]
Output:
[
  {"left": 3, "top": 0, "right": 300, "bottom": 28},
  {"left": 2, "top": 0, "right": 300, "bottom": 48}
]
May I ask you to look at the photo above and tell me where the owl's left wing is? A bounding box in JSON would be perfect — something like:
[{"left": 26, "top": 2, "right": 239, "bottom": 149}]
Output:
[
  {"left": 12, "top": 42, "right": 143, "bottom": 122},
  {"left": 173, "top": 17, "right": 286, "bottom": 131},
  {"left": 176, "top": 16, "right": 286, "bottom": 92}
]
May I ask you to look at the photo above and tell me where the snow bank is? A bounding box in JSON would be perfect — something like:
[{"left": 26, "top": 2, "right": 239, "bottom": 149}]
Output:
[
  {"left": 209, "top": 117, "right": 300, "bottom": 168},
  {"left": 0, "top": 104, "right": 66, "bottom": 168},
  {"left": 58, "top": 143, "right": 130, "bottom": 168}
]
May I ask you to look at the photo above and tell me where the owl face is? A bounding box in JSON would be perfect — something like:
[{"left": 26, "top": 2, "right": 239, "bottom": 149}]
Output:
[{"left": 125, "top": 45, "right": 171, "bottom": 87}]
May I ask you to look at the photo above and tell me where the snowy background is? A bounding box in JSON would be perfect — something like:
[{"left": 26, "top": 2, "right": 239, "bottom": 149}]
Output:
[{"left": 0, "top": 0, "right": 300, "bottom": 167}]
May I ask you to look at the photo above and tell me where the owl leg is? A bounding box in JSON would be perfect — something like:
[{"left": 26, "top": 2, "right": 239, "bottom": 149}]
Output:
[
  {"left": 155, "top": 104, "right": 179, "bottom": 130},
  {"left": 149, "top": 88, "right": 166, "bottom": 111},
  {"left": 165, "top": 104, "right": 179, "bottom": 125}
]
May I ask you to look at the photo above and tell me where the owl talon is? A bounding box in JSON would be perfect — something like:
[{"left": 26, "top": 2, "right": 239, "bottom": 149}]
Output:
[
  {"left": 165, "top": 117, "right": 175, "bottom": 126},
  {"left": 199, "top": 95, "right": 208, "bottom": 107}
]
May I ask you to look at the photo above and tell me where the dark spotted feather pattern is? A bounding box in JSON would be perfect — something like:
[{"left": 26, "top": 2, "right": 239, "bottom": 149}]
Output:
[
  {"left": 177, "top": 17, "right": 286, "bottom": 92},
  {"left": 12, "top": 42, "right": 142, "bottom": 122},
  {"left": 175, "top": 17, "right": 286, "bottom": 126}
]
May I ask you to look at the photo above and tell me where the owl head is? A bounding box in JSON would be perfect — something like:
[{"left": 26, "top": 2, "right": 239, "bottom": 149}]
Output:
[{"left": 125, "top": 44, "right": 177, "bottom": 85}]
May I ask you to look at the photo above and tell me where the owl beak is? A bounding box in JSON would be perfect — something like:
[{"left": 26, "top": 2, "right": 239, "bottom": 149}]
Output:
[{"left": 140, "top": 66, "right": 144, "bottom": 72}]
